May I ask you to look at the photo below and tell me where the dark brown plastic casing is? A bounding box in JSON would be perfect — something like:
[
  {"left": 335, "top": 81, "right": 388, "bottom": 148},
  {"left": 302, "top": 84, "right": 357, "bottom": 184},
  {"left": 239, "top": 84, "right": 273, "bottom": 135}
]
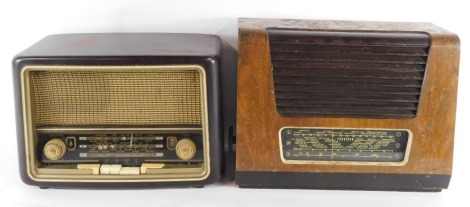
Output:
[{"left": 13, "top": 33, "right": 222, "bottom": 188}]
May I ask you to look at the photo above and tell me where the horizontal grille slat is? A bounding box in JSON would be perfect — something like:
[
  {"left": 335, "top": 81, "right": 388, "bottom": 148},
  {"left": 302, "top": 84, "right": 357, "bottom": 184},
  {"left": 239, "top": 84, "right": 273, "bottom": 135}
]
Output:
[
  {"left": 273, "top": 77, "right": 423, "bottom": 87},
  {"left": 268, "top": 29, "right": 429, "bottom": 119},
  {"left": 276, "top": 100, "right": 418, "bottom": 110},
  {"left": 277, "top": 107, "right": 417, "bottom": 118},
  {"left": 268, "top": 30, "right": 430, "bottom": 47},
  {"left": 271, "top": 53, "right": 427, "bottom": 64},
  {"left": 272, "top": 61, "right": 425, "bottom": 72},
  {"left": 270, "top": 44, "right": 428, "bottom": 56},
  {"left": 275, "top": 85, "right": 421, "bottom": 95},
  {"left": 276, "top": 92, "right": 419, "bottom": 102},
  {"left": 273, "top": 68, "right": 424, "bottom": 80}
]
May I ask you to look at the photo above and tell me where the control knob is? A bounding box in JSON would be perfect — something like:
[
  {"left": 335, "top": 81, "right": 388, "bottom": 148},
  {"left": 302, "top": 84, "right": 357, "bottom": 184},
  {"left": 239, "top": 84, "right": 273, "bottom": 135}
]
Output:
[
  {"left": 44, "top": 139, "right": 66, "bottom": 160},
  {"left": 175, "top": 139, "right": 196, "bottom": 160}
]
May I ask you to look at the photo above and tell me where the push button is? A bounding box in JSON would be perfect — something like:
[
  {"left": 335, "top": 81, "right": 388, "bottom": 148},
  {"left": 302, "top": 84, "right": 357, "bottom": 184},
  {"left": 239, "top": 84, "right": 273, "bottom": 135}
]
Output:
[
  {"left": 167, "top": 136, "right": 177, "bottom": 150},
  {"left": 65, "top": 136, "right": 76, "bottom": 151}
]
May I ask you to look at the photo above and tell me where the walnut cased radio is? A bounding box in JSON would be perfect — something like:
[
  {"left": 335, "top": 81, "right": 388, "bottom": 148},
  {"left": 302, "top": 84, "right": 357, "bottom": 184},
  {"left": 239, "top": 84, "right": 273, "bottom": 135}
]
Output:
[
  {"left": 236, "top": 19, "right": 460, "bottom": 191},
  {"left": 13, "top": 33, "right": 222, "bottom": 188}
]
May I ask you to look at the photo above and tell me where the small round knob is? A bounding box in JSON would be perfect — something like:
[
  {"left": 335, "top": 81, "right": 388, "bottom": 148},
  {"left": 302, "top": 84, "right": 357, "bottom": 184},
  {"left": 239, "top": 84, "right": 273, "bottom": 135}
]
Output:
[
  {"left": 44, "top": 139, "right": 66, "bottom": 160},
  {"left": 175, "top": 139, "right": 196, "bottom": 160}
]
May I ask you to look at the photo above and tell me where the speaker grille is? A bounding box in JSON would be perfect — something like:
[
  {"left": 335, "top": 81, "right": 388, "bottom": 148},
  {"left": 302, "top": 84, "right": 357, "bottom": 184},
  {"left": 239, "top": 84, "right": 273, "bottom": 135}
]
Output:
[
  {"left": 268, "top": 29, "right": 430, "bottom": 118},
  {"left": 31, "top": 69, "right": 202, "bottom": 126}
]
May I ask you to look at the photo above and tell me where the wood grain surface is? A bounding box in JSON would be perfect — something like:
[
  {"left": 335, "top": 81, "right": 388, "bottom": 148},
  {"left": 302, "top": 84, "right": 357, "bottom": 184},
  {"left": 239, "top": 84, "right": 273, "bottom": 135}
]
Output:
[{"left": 236, "top": 18, "right": 460, "bottom": 176}]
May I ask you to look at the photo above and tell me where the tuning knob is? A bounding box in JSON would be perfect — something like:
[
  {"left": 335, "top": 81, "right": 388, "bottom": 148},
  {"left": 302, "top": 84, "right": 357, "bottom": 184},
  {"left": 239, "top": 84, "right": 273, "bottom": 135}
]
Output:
[
  {"left": 44, "top": 139, "right": 66, "bottom": 160},
  {"left": 175, "top": 139, "right": 196, "bottom": 160}
]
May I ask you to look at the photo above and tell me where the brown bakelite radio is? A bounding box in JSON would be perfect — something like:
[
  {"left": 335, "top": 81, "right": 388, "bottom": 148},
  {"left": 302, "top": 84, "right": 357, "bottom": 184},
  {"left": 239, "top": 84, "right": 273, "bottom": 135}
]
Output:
[
  {"left": 236, "top": 18, "right": 460, "bottom": 191},
  {"left": 13, "top": 33, "right": 222, "bottom": 188}
]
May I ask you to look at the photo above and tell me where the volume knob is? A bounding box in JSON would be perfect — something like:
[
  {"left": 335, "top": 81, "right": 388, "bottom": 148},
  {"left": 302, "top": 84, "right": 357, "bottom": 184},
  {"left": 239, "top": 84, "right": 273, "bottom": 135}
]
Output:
[
  {"left": 175, "top": 139, "right": 196, "bottom": 160},
  {"left": 44, "top": 139, "right": 66, "bottom": 160}
]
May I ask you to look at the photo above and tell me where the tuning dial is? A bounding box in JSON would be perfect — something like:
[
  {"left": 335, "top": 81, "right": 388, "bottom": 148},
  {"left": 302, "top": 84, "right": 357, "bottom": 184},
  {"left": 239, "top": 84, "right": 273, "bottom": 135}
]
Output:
[
  {"left": 44, "top": 139, "right": 66, "bottom": 160},
  {"left": 175, "top": 139, "right": 196, "bottom": 160}
]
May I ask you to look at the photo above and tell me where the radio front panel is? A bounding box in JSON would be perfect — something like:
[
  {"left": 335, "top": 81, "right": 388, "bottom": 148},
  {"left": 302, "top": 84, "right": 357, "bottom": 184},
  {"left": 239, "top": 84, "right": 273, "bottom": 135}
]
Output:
[{"left": 21, "top": 65, "right": 211, "bottom": 182}]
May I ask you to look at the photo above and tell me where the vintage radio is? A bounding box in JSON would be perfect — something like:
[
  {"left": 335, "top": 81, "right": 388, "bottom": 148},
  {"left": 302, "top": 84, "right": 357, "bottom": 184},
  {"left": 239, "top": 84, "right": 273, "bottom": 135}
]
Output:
[
  {"left": 13, "top": 33, "right": 222, "bottom": 188},
  {"left": 236, "top": 18, "right": 460, "bottom": 191}
]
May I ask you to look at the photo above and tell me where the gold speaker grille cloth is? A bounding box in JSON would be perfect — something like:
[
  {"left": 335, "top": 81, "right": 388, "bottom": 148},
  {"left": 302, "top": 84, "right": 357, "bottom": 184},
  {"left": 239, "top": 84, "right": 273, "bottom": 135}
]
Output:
[{"left": 31, "top": 70, "right": 202, "bottom": 126}]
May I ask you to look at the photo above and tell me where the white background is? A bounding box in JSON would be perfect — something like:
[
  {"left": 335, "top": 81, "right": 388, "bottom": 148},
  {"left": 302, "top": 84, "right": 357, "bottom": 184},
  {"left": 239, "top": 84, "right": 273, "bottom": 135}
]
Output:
[{"left": 0, "top": 0, "right": 468, "bottom": 206}]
